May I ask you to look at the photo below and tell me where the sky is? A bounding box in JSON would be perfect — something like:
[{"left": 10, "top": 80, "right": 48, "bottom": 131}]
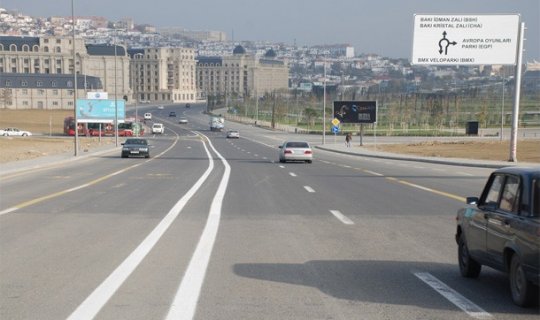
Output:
[{"left": 1, "top": 0, "right": 539, "bottom": 62}]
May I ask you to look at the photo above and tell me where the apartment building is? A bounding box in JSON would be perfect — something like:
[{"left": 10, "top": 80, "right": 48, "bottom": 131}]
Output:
[
  {"left": 0, "top": 35, "right": 130, "bottom": 109},
  {"left": 128, "top": 47, "right": 197, "bottom": 103},
  {"left": 196, "top": 45, "right": 288, "bottom": 99},
  {"left": 0, "top": 73, "right": 102, "bottom": 110}
]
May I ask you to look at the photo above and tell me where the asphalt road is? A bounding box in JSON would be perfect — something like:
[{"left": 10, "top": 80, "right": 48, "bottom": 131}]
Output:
[{"left": 1, "top": 103, "right": 538, "bottom": 320}]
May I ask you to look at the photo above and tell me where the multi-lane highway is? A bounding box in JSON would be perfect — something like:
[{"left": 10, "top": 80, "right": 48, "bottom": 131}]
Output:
[{"left": 1, "top": 103, "right": 538, "bottom": 319}]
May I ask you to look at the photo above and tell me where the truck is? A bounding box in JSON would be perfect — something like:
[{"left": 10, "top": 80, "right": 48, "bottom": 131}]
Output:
[{"left": 210, "top": 116, "right": 224, "bottom": 132}]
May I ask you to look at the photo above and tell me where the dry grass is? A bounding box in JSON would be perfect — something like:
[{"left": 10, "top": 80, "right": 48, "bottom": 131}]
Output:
[{"left": 365, "top": 140, "right": 540, "bottom": 163}]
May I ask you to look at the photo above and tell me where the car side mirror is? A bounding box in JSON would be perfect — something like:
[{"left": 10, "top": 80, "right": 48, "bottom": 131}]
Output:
[
  {"left": 466, "top": 197, "right": 479, "bottom": 205},
  {"left": 278, "top": 146, "right": 283, "bottom": 149},
  {"left": 121, "top": 143, "right": 125, "bottom": 145}
]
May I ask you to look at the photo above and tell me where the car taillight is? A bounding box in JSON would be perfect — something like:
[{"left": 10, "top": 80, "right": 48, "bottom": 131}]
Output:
[
  {"left": 304, "top": 150, "right": 312, "bottom": 154},
  {"left": 284, "top": 149, "right": 293, "bottom": 154}
]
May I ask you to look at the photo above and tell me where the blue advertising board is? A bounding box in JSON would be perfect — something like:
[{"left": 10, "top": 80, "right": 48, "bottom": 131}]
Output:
[{"left": 76, "top": 99, "right": 125, "bottom": 123}]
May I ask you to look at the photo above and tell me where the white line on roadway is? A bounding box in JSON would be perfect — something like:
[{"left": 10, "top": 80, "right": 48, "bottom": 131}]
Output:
[
  {"left": 289, "top": 172, "right": 297, "bottom": 177},
  {"left": 166, "top": 134, "right": 231, "bottom": 320},
  {"left": 304, "top": 186, "right": 315, "bottom": 193},
  {"left": 330, "top": 210, "right": 354, "bottom": 225},
  {"left": 279, "top": 165, "right": 285, "bottom": 168},
  {"left": 66, "top": 133, "right": 214, "bottom": 320},
  {"left": 363, "top": 170, "right": 384, "bottom": 176},
  {"left": 414, "top": 272, "right": 492, "bottom": 319}
]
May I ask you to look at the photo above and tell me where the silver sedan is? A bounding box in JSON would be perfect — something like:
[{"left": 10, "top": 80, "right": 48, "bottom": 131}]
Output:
[{"left": 278, "top": 141, "right": 313, "bottom": 163}]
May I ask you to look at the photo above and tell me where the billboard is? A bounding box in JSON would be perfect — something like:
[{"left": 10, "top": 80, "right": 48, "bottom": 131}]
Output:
[
  {"left": 76, "top": 99, "right": 125, "bottom": 123},
  {"left": 412, "top": 14, "right": 520, "bottom": 65},
  {"left": 333, "top": 101, "right": 377, "bottom": 124}
]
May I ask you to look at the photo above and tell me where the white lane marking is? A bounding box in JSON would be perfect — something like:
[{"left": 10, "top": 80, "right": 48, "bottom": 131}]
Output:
[
  {"left": 330, "top": 210, "right": 354, "bottom": 225},
  {"left": 289, "top": 172, "right": 297, "bottom": 177},
  {"left": 364, "top": 170, "right": 384, "bottom": 176},
  {"left": 304, "top": 186, "right": 315, "bottom": 193},
  {"left": 67, "top": 135, "right": 214, "bottom": 320},
  {"left": 458, "top": 171, "right": 473, "bottom": 176},
  {"left": 279, "top": 165, "right": 285, "bottom": 169},
  {"left": 342, "top": 165, "right": 352, "bottom": 168},
  {"left": 262, "top": 157, "right": 267, "bottom": 160},
  {"left": 254, "top": 154, "right": 258, "bottom": 157},
  {"left": 414, "top": 272, "right": 492, "bottom": 319},
  {"left": 166, "top": 134, "right": 231, "bottom": 320}
]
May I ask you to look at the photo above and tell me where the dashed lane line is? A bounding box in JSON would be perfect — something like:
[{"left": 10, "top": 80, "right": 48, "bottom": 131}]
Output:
[
  {"left": 414, "top": 272, "right": 492, "bottom": 319},
  {"left": 330, "top": 210, "right": 354, "bottom": 225}
]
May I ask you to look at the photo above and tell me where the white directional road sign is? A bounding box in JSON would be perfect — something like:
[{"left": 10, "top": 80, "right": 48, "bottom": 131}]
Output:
[{"left": 412, "top": 14, "right": 520, "bottom": 65}]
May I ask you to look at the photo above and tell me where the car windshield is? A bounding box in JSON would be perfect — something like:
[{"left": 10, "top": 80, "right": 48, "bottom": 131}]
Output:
[
  {"left": 153, "top": 124, "right": 161, "bottom": 128},
  {"left": 285, "top": 142, "right": 309, "bottom": 148},
  {"left": 125, "top": 139, "right": 147, "bottom": 145}
]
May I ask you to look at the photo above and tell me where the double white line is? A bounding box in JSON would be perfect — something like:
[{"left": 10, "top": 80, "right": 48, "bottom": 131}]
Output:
[{"left": 68, "top": 132, "right": 230, "bottom": 320}]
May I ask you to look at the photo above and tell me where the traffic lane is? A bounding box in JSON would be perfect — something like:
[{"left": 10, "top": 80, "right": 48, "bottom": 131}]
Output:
[
  {"left": 314, "top": 148, "right": 492, "bottom": 201},
  {"left": 194, "top": 147, "right": 472, "bottom": 319},
  {"left": 95, "top": 137, "right": 229, "bottom": 320},
  {"left": 201, "top": 151, "right": 535, "bottom": 319},
  {"left": 0, "top": 134, "right": 177, "bottom": 212},
  {"left": 271, "top": 158, "right": 535, "bottom": 315},
  {"left": 0, "top": 137, "right": 215, "bottom": 319}
]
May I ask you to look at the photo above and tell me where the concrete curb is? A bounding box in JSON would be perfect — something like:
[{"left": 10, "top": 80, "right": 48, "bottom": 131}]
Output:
[{"left": 315, "top": 145, "right": 533, "bottom": 169}]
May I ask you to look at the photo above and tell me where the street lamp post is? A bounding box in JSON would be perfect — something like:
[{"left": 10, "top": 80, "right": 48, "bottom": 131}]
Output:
[
  {"left": 114, "top": 29, "right": 118, "bottom": 146},
  {"left": 71, "top": 0, "right": 79, "bottom": 156},
  {"left": 322, "top": 56, "right": 326, "bottom": 145}
]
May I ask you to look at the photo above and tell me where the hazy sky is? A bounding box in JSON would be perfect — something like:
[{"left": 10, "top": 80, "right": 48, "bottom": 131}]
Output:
[{"left": 2, "top": 0, "right": 539, "bottom": 61}]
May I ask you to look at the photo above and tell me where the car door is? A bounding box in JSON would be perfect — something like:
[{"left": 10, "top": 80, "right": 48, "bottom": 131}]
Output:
[
  {"left": 486, "top": 174, "right": 521, "bottom": 268},
  {"left": 468, "top": 174, "right": 505, "bottom": 259}
]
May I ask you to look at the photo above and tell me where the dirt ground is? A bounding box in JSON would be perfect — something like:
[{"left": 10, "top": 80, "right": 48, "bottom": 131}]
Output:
[{"left": 1, "top": 109, "right": 539, "bottom": 164}]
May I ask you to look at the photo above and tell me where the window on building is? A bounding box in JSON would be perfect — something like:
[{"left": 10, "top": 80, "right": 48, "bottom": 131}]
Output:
[
  {"left": 52, "top": 81, "right": 57, "bottom": 87},
  {"left": 21, "top": 81, "right": 28, "bottom": 87},
  {"left": 5, "top": 80, "right": 11, "bottom": 86},
  {"left": 53, "top": 89, "right": 58, "bottom": 95},
  {"left": 37, "top": 81, "right": 43, "bottom": 87}
]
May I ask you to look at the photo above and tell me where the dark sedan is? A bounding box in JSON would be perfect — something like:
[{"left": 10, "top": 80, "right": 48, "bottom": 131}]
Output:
[
  {"left": 121, "top": 138, "right": 150, "bottom": 158},
  {"left": 456, "top": 167, "right": 540, "bottom": 307}
]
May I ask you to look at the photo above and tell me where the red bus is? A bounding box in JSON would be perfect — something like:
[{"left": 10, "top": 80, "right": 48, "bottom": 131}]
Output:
[{"left": 64, "top": 116, "right": 144, "bottom": 136}]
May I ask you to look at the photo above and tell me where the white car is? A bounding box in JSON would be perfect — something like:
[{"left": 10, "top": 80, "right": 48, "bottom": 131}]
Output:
[
  {"left": 157, "top": 105, "right": 164, "bottom": 110},
  {"left": 1, "top": 127, "right": 32, "bottom": 136},
  {"left": 151, "top": 123, "right": 164, "bottom": 134},
  {"left": 178, "top": 117, "right": 188, "bottom": 124},
  {"left": 226, "top": 130, "right": 239, "bottom": 138},
  {"left": 144, "top": 112, "right": 152, "bottom": 120},
  {"left": 278, "top": 141, "right": 313, "bottom": 163}
]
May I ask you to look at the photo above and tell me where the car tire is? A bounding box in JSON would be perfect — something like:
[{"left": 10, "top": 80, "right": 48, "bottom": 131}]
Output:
[
  {"left": 458, "top": 234, "right": 481, "bottom": 278},
  {"left": 279, "top": 159, "right": 285, "bottom": 163},
  {"left": 306, "top": 160, "right": 312, "bottom": 163},
  {"left": 510, "top": 254, "right": 538, "bottom": 307}
]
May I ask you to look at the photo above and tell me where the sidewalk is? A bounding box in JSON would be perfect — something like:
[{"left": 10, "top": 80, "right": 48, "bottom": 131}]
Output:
[{"left": 316, "top": 143, "right": 538, "bottom": 169}]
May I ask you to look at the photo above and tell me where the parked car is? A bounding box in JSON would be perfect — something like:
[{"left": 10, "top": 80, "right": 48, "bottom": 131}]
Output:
[
  {"left": 121, "top": 138, "right": 150, "bottom": 158},
  {"left": 169, "top": 111, "right": 176, "bottom": 117},
  {"left": 178, "top": 117, "right": 188, "bottom": 124},
  {"left": 226, "top": 130, "right": 239, "bottom": 138},
  {"left": 158, "top": 105, "right": 164, "bottom": 110},
  {"left": 144, "top": 112, "right": 152, "bottom": 120},
  {"left": 0, "top": 127, "right": 32, "bottom": 136},
  {"left": 185, "top": 103, "right": 191, "bottom": 108},
  {"left": 278, "top": 141, "right": 313, "bottom": 163},
  {"left": 456, "top": 167, "right": 540, "bottom": 307},
  {"left": 151, "top": 123, "right": 164, "bottom": 134}
]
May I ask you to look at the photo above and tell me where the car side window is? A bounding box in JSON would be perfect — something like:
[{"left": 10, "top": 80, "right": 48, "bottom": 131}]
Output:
[
  {"left": 499, "top": 175, "right": 520, "bottom": 213},
  {"left": 484, "top": 175, "right": 504, "bottom": 207},
  {"left": 533, "top": 179, "right": 540, "bottom": 216}
]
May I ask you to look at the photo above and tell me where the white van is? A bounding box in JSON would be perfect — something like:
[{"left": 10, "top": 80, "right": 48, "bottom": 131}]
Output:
[
  {"left": 144, "top": 112, "right": 152, "bottom": 120},
  {"left": 152, "top": 123, "right": 164, "bottom": 134}
]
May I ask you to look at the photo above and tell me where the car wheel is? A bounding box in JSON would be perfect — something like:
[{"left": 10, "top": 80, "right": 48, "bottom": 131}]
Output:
[
  {"left": 510, "top": 254, "right": 538, "bottom": 307},
  {"left": 458, "top": 234, "right": 481, "bottom": 278},
  {"left": 145, "top": 154, "right": 150, "bottom": 158},
  {"left": 279, "top": 159, "right": 285, "bottom": 163},
  {"left": 306, "top": 160, "right": 312, "bottom": 163}
]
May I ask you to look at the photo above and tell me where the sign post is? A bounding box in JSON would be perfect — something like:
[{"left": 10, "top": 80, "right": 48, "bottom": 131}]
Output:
[{"left": 412, "top": 14, "right": 523, "bottom": 162}]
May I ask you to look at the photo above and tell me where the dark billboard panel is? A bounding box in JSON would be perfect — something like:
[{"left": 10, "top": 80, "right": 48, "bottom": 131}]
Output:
[{"left": 333, "top": 101, "right": 377, "bottom": 124}]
